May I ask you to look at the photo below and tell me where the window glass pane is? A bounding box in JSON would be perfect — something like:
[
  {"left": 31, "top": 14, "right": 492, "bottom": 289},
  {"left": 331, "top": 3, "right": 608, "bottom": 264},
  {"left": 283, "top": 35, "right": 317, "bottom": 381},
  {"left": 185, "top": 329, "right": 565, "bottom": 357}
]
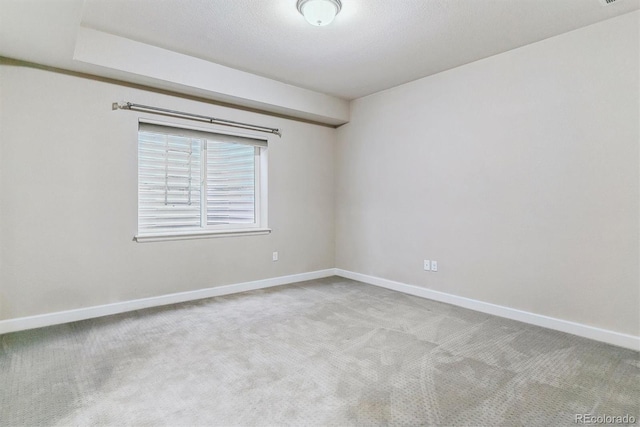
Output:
[
  {"left": 138, "top": 131, "right": 202, "bottom": 234},
  {"left": 206, "top": 142, "right": 255, "bottom": 225}
]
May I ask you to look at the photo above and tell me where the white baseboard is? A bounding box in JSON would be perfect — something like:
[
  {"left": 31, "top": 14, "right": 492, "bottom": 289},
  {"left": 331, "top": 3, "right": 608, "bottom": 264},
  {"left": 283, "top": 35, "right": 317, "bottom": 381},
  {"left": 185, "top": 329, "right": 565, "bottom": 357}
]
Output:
[
  {"left": 335, "top": 269, "right": 640, "bottom": 351},
  {"left": 0, "top": 269, "right": 335, "bottom": 335},
  {"left": 3, "top": 268, "right": 638, "bottom": 351}
]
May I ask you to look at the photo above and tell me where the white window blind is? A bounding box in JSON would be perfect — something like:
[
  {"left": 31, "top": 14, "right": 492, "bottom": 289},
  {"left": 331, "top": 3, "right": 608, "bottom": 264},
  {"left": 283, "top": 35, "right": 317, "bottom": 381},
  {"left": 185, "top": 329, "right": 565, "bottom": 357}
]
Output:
[
  {"left": 138, "top": 122, "right": 267, "bottom": 238},
  {"left": 206, "top": 142, "right": 256, "bottom": 225},
  {"left": 138, "top": 131, "right": 202, "bottom": 233}
]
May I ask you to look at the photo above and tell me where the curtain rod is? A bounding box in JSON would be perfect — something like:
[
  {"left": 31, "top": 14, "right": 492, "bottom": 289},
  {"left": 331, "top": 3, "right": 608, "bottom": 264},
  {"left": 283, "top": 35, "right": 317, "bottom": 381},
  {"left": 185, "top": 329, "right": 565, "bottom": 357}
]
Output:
[{"left": 112, "top": 102, "right": 282, "bottom": 137}]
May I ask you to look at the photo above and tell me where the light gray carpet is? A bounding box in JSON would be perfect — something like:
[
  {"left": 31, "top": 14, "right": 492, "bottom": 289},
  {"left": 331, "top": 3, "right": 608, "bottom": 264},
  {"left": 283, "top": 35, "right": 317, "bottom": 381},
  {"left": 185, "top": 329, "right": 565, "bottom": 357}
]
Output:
[{"left": 1, "top": 276, "right": 638, "bottom": 426}]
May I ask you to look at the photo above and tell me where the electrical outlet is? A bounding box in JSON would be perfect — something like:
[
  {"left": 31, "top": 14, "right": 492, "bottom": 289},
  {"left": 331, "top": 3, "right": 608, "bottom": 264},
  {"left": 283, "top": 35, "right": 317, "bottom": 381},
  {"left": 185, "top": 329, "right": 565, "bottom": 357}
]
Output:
[
  {"left": 424, "top": 260, "right": 431, "bottom": 271},
  {"left": 272, "top": 251, "right": 279, "bottom": 262},
  {"left": 431, "top": 260, "right": 438, "bottom": 272}
]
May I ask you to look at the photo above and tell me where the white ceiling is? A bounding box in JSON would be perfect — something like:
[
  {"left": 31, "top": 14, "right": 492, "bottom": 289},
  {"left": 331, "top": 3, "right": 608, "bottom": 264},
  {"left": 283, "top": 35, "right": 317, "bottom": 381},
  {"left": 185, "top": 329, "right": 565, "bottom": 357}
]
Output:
[{"left": 0, "top": 0, "right": 638, "bottom": 101}]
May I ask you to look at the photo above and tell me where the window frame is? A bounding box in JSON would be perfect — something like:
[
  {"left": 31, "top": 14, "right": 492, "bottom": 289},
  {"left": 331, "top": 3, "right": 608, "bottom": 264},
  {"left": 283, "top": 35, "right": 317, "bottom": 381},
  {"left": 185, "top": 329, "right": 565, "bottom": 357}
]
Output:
[{"left": 134, "top": 118, "right": 271, "bottom": 243}]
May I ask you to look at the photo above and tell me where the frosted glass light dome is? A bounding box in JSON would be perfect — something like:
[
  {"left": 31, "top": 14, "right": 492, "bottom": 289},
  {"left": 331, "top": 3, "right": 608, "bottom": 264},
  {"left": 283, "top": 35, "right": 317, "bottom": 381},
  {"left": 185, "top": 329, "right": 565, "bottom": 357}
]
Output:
[{"left": 297, "top": 0, "right": 342, "bottom": 26}]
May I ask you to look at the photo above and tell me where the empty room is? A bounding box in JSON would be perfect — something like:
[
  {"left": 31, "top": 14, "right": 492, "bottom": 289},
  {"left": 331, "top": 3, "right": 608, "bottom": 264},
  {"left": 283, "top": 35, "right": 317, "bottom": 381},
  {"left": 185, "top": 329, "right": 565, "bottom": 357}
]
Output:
[{"left": 0, "top": 0, "right": 638, "bottom": 425}]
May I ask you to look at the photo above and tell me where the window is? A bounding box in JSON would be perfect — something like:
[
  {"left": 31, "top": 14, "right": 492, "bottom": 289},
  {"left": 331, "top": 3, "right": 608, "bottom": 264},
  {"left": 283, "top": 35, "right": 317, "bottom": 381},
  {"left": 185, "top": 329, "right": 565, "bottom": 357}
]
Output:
[{"left": 136, "top": 122, "right": 269, "bottom": 241}]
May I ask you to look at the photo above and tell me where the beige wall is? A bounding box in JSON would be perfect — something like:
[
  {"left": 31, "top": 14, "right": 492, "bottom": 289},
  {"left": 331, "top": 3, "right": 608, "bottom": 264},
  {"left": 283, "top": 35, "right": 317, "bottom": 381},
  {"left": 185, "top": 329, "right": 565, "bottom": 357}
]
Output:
[
  {"left": 0, "top": 64, "right": 336, "bottom": 320},
  {"left": 336, "top": 12, "right": 640, "bottom": 336}
]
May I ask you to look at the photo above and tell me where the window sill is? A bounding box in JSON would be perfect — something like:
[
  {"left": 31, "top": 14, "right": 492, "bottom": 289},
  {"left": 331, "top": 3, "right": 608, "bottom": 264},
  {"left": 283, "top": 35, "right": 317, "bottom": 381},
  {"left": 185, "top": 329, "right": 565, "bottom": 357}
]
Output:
[{"left": 134, "top": 228, "right": 271, "bottom": 243}]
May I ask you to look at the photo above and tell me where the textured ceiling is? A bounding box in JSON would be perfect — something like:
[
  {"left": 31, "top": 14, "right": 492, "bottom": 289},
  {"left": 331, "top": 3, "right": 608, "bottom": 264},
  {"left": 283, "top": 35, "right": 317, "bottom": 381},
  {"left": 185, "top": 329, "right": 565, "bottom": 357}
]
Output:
[
  {"left": 79, "top": 0, "right": 640, "bottom": 99},
  {"left": 0, "top": 0, "right": 638, "bottom": 101}
]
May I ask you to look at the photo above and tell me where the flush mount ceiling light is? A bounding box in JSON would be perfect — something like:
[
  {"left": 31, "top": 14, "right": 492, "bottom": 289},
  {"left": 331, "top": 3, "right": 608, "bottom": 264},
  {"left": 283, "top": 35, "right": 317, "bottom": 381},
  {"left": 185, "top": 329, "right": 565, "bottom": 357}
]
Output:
[{"left": 296, "top": 0, "right": 342, "bottom": 26}]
